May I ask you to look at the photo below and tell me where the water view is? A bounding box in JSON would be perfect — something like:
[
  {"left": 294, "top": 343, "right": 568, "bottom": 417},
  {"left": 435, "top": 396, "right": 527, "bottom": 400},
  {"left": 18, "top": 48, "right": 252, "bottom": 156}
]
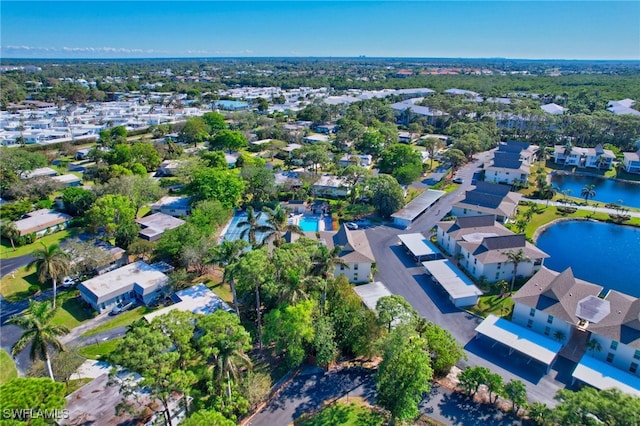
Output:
[
  {"left": 550, "top": 174, "right": 640, "bottom": 208},
  {"left": 536, "top": 220, "right": 640, "bottom": 297}
]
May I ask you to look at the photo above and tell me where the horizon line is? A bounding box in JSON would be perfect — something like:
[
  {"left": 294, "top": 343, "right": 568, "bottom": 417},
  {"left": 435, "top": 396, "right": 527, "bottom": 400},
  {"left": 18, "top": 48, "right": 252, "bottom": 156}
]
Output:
[{"left": 2, "top": 56, "right": 640, "bottom": 62}]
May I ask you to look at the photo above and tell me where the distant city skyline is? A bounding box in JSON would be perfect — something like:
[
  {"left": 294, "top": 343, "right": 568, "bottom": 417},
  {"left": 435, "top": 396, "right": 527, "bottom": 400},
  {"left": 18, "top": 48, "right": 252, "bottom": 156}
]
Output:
[{"left": 2, "top": 1, "right": 639, "bottom": 60}]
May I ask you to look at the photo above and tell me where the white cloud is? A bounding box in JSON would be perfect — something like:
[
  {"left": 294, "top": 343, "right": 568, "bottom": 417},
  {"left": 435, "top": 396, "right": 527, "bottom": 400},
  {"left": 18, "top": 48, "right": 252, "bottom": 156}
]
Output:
[{"left": 2, "top": 45, "right": 167, "bottom": 55}]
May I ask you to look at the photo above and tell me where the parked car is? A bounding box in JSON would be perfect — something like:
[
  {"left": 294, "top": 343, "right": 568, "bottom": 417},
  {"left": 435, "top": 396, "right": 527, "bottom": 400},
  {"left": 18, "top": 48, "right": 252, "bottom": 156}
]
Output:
[
  {"left": 453, "top": 177, "right": 464, "bottom": 184},
  {"left": 345, "top": 222, "right": 359, "bottom": 230},
  {"left": 110, "top": 301, "right": 135, "bottom": 316},
  {"left": 61, "top": 277, "right": 77, "bottom": 288}
]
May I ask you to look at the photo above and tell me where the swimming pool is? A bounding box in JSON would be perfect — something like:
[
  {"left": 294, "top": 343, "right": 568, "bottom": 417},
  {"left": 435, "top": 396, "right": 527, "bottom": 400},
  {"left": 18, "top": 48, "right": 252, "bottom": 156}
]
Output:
[{"left": 298, "top": 217, "right": 320, "bottom": 232}]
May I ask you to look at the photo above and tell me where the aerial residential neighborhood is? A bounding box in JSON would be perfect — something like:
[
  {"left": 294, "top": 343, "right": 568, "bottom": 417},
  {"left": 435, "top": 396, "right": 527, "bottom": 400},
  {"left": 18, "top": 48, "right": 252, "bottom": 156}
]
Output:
[{"left": 1, "top": 2, "right": 640, "bottom": 426}]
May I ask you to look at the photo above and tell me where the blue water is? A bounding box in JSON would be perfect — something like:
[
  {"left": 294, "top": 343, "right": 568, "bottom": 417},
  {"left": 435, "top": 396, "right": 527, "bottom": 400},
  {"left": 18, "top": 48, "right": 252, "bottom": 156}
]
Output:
[
  {"left": 536, "top": 221, "right": 640, "bottom": 297},
  {"left": 550, "top": 174, "right": 640, "bottom": 208},
  {"left": 223, "top": 212, "right": 270, "bottom": 244},
  {"left": 299, "top": 217, "right": 319, "bottom": 232}
]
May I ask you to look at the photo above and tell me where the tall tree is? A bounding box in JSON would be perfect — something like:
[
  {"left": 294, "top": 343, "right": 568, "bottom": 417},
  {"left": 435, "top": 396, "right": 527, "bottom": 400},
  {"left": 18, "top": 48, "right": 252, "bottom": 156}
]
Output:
[
  {"left": 376, "top": 325, "right": 433, "bottom": 423},
  {"left": 580, "top": 183, "right": 596, "bottom": 203},
  {"left": 8, "top": 301, "right": 69, "bottom": 380},
  {"left": 422, "top": 136, "right": 444, "bottom": 170},
  {"left": 27, "top": 243, "right": 71, "bottom": 309},
  {"left": 237, "top": 206, "right": 269, "bottom": 247},
  {"left": 198, "top": 311, "right": 252, "bottom": 399},
  {"left": 210, "top": 239, "right": 249, "bottom": 316},
  {"left": 311, "top": 244, "right": 346, "bottom": 312},
  {"left": 442, "top": 148, "right": 467, "bottom": 176},
  {"left": 263, "top": 300, "right": 315, "bottom": 369},
  {"left": 503, "top": 379, "right": 527, "bottom": 414},
  {"left": 365, "top": 174, "right": 405, "bottom": 218},
  {"left": 505, "top": 248, "right": 530, "bottom": 292},
  {"left": 419, "top": 321, "right": 466, "bottom": 376},
  {"left": 375, "top": 295, "right": 417, "bottom": 332},
  {"left": 261, "top": 204, "right": 303, "bottom": 247}
]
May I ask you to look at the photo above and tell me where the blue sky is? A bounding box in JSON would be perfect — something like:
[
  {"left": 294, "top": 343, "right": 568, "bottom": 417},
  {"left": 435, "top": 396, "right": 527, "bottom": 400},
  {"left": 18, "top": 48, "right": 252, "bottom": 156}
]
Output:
[{"left": 1, "top": 1, "right": 639, "bottom": 59}]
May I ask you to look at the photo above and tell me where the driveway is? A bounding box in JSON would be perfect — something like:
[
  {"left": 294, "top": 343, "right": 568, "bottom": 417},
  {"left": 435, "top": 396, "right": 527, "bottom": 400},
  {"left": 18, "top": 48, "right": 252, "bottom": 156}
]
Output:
[{"left": 0, "top": 254, "right": 34, "bottom": 278}]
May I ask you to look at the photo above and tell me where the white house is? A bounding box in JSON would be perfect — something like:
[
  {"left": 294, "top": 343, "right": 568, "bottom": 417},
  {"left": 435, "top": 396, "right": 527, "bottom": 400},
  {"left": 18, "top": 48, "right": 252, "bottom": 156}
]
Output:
[
  {"left": 13, "top": 209, "right": 72, "bottom": 238},
  {"left": 337, "top": 153, "right": 373, "bottom": 168},
  {"left": 540, "top": 103, "right": 566, "bottom": 115},
  {"left": 451, "top": 181, "right": 522, "bottom": 223},
  {"left": 436, "top": 215, "right": 548, "bottom": 283},
  {"left": 329, "top": 225, "right": 375, "bottom": 284},
  {"left": 553, "top": 144, "right": 615, "bottom": 169},
  {"left": 136, "top": 212, "right": 186, "bottom": 242},
  {"left": 78, "top": 261, "right": 169, "bottom": 313},
  {"left": 623, "top": 149, "right": 640, "bottom": 174},
  {"left": 607, "top": 99, "right": 640, "bottom": 116},
  {"left": 311, "top": 175, "right": 350, "bottom": 198}
]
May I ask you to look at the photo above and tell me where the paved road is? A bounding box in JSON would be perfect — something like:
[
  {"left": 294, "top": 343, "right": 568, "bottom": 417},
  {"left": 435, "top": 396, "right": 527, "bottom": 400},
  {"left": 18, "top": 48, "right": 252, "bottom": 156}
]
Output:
[
  {"left": 249, "top": 365, "right": 522, "bottom": 426},
  {"left": 247, "top": 366, "right": 376, "bottom": 426},
  {"left": 0, "top": 254, "right": 34, "bottom": 278},
  {"left": 365, "top": 152, "right": 567, "bottom": 407}
]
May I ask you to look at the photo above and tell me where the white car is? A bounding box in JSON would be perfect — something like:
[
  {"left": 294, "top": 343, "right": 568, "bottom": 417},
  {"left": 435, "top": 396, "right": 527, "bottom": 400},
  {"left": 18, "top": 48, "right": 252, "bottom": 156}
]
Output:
[
  {"left": 345, "top": 222, "right": 359, "bottom": 230},
  {"left": 61, "top": 277, "right": 77, "bottom": 288},
  {"left": 110, "top": 301, "right": 135, "bottom": 315}
]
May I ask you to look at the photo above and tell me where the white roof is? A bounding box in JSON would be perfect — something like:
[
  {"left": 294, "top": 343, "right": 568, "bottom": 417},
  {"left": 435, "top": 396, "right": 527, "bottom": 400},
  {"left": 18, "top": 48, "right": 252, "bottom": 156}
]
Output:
[
  {"left": 540, "top": 103, "right": 565, "bottom": 115},
  {"left": 398, "top": 233, "right": 440, "bottom": 258},
  {"left": 353, "top": 282, "right": 393, "bottom": 312},
  {"left": 24, "top": 167, "right": 58, "bottom": 179},
  {"left": 13, "top": 209, "right": 71, "bottom": 235},
  {"left": 144, "top": 283, "right": 231, "bottom": 322},
  {"left": 573, "top": 355, "right": 640, "bottom": 397},
  {"left": 79, "top": 261, "right": 167, "bottom": 302},
  {"left": 52, "top": 174, "right": 81, "bottom": 184},
  {"left": 423, "top": 259, "right": 483, "bottom": 301},
  {"left": 391, "top": 189, "right": 446, "bottom": 222},
  {"left": 475, "top": 314, "right": 562, "bottom": 366}
]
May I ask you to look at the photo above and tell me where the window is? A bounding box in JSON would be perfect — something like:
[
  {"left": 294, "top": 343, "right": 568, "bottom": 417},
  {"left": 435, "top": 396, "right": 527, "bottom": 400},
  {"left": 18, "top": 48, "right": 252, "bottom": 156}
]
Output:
[
  {"left": 354, "top": 264, "right": 358, "bottom": 270},
  {"left": 547, "top": 315, "right": 553, "bottom": 324},
  {"left": 353, "top": 274, "right": 358, "bottom": 281},
  {"left": 634, "top": 350, "right": 640, "bottom": 360},
  {"left": 610, "top": 341, "right": 618, "bottom": 350},
  {"left": 544, "top": 326, "right": 550, "bottom": 336},
  {"left": 497, "top": 263, "right": 502, "bottom": 269},
  {"left": 474, "top": 259, "right": 477, "bottom": 265},
  {"left": 527, "top": 319, "right": 533, "bottom": 328},
  {"left": 495, "top": 273, "right": 500, "bottom": 280},
  {"left": 630, "top": 363, "right": 638, "bottom": 374},
  {"left": 473, "top": 267, "right": 476, "bottom": 274},
  {"left": 529, "top": 308, "right": 536, "bottom": 317},
  {"left": 606, "top": 353, "right": 615, "bottom": 363},
  {"left": 463, "top": 209, "right": 468, "bottom": 214},
  {"left": 340, "top": 264, "right": 345, "bottom": 270}
]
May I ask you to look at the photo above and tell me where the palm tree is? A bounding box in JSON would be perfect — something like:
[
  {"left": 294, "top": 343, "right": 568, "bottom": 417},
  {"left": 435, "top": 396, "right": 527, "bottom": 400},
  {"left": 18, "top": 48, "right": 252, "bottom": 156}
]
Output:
[
  {"left": 210, "top": 239, "right": 249, "bottom": 316},
  {"left": 277, "top": 269, "right": 312, "bottom": 305},
  {"left": 613, "top": 161, "right": 624, "bottom": 178},
  {"left": 261, "top": 205, "right": 303, "bottom": 247},
  {"left": 587, "top": 338, "right": 602, "bottom": 354},
  {"left": 311, "top": 244, "right": 347, "bottom": 312},
  {"left": 552, "top": 330, "right": 566, "bottom": 344},
  {"left": 238, "top": 207, "right": 270, "bottom": 247},
  {"left": 8, "top": 301, "right": 69, "bottom": 380},
  {"left": 27, "top": 243, "right": 71, "bottom": 309},
  {"left": 213, "top": 331, "right": 252, "bottom": 399},
  {"left": 1, "top": 220, "right": 20, "bottom": 251},
  {"left": 580, "top": 184, "right": 596, "bottom": 203},
  {"left": 595, "top": 155, "right": 608, "bottom": 171},
  {"left": 505, "top": 249, "right": 530, "bottom": 293}
]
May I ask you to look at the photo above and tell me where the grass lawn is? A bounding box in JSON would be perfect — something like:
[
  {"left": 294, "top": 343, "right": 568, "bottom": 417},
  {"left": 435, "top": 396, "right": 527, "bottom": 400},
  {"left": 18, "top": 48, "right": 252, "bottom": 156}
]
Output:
[
  {"left": 137, "top": 205, "right": 151, "bottom": 218},
  {"left": 0, "top": 267, "right": 49, "bottom": 302},
  {"left": 0, "top": 350, "right": 18, "bottom": 385},
  {"left": 77, "top": 338, "right": 121, "bottom": 360},
  {"left": 80, "top": 306, "right": 153, "bottom": 337},
  {"left": 206, "top": 279, "right": 234, "bottom": 306},
  {"left": 0, "top": 228, "right": 78, "bottom": 259},
  {"left": 50, "top": 291, "right": 96, "bottom": 330},
  {"left": 469, "top": 294, "right": 514, "bottom": 319},
  {"left": 295, "top": 400, "right": 386, "bottom": 426},
  {"left": 65, "top": 378, "right": 92, "bottom": 395}
]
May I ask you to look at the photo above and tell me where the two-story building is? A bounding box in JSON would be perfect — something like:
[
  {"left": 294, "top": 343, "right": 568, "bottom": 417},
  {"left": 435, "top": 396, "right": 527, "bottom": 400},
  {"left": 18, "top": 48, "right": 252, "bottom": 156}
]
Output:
[
  {"left": 623, "top": 149, "right": 640, "bottom": 174},
  {"left": 450, "top": 181, "right": 522, "bottom": 223},
  {"left": 78, "top": 261, "right": 169, "bottom": 313},
  {"left": 329, "top": 225, "right": 375, "bottom": 283},
  {"left": 436, "top": 215, "right": 548, "bottom": 283},
  {"left": 553, "top": 144, "right": 615, "bottom": 170}
]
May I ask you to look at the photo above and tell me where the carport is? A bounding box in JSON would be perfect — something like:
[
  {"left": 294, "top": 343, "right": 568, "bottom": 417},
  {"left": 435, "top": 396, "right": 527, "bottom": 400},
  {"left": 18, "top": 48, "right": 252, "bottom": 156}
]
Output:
[
  {"left": 572, "top": 355, "right": 640, "bottom": 397},
  {"left": 398, "top": 233, "right": 443, "bottom": 262},
  {"left": 422, "top": 259, "right": 483, "bottom": 307},
  {"left": 475, "top": 314, "right": 562, "bottom": 374},
  {"left": 353, "top": 281, "right": 393, "bottom": 312}
]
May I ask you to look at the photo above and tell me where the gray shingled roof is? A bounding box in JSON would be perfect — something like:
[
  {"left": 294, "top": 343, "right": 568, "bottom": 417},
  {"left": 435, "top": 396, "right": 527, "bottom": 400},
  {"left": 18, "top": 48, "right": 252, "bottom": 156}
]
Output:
[
  {"left": 332, "top": 225, "right": 375, "bottom": 263},
  {"left": 588, "top": 291, "right": 640, "bottom": 348},
  {"left": 512, "top": 267, "right": 603, "bottom": 324}
]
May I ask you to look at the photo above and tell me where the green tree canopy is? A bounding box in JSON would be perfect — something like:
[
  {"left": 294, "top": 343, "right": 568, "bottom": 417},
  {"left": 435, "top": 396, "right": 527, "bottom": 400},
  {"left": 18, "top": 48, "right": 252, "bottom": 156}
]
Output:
[
  {"left": 263, "top": 300, "right": 315, "bottom": 369},
  {"left": 365, "top": 174, "right": 405, "bottom": 218},
  {"left": 419, "top": 322, "right": 466, "bottom": 376},
  {"left": 188, "top": 168, "right": 245, "bottom": 209},
  {"left": 376, "top": 325, "right": 433, "bottom": 423},
  {"left": 202, "top": 111, "right": 227, "bottom": 134},
  {"left": 0, "top": 377, "right": 66, "bottom": 416},
  {"left": 378, "top": 144, "right": 422, "bottom": 178},
  {"left": 375, "top": 295, "right": 417, "bottom": 332},
  {"left": 210, "top": 130, "right": 248, "bottom": 152},
  {"left": 86, "top": 194, "right": 136, "bottom": 236}
]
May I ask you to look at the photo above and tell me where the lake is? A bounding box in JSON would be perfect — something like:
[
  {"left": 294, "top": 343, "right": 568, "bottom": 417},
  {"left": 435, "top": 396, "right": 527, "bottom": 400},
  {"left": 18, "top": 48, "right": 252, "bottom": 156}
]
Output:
[
  {"left": 536, "top": 220, "right": 640, "bottom": 297},
  {"left": 550, "top": 174, "right": 640, "bottom": 208}
]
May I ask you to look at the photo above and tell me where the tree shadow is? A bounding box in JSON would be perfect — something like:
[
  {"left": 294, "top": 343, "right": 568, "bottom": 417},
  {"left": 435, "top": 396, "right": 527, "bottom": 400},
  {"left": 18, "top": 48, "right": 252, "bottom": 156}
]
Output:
[{"left": 436, "top": 390, "right": 522, "bottom": 426}]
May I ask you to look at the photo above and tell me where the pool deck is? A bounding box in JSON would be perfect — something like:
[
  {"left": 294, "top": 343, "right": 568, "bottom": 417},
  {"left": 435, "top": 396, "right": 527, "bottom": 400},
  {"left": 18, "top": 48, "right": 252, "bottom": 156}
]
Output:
[{"left": 290, "top": 213, "right": 333, "bottom": 232}]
